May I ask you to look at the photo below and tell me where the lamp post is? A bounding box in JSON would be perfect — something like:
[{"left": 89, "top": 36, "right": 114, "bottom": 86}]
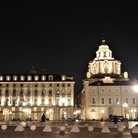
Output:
[{"left": 122, "top": 103, "right": 128, "bottom": 119}]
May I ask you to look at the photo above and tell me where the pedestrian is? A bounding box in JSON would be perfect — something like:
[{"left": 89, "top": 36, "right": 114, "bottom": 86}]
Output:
[
  {"left": 41, "top": 113, "right": 46, "bottom": 126},
  {"left": 114, "top": 115, "right": 118, "bottom": 124},
  {"left": 114, "top": 115, "right": 118, "bottom": 128}
]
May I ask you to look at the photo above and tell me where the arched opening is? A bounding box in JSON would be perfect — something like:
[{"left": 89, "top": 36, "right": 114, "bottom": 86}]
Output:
[
  {"left": 22, "top": 108, "right": 31, "bottom": 121},
  {"left": 3, "top": 108, "right": 10, "bottom": 121},
  {"left": 60, "top": 108, "right": 67, "bottom": 121},
  {"left": 46, "top": 109, "right": 54, "bottom": 120}
]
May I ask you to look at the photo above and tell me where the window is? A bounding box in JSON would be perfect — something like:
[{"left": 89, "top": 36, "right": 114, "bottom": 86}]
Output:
[
  {"left": 13, "top": 75, "right": 18, "bottom": 81},
  {"left": 49, "top": 90, "right": 52, "bottom": 96},
  {"left": 109, "top": 98, "right": 111, "bottom": 104},
  {"left": 48, "top": 75, "right": 53, "bottom": 81},
  {"left": 13, "top": 90, "right": 16, "bottom": 96},
  {"left": 0, "top": 76, "right": 3, "bottom": 81},
  {"left": 126, "top": 98, "right": 128, "bottom": 104},
  {"left": 34, "top": 75, "right": 39, "bottom": 81},
  {"left": 116, "top": 98, "right": 119, "bottom": 104},
  {"left": 27, "top": 75, "right": 32, "bottom": 81},
  {"left": 49, "top": 84, "right": 52, "bottom": 87},
  {"left": 34, "top": 91, "right": 38, "bottom": 96},
  {"left": 6, "top": 90, "right": 9, "bottom": 96},
  {"left": 27, "top": 91, "right": 30, "bottom": 96},
  {"left": 20, "top": 75, "right": 25, "bottom": 81},
  {"left": 20, "top": 84, "right": 23, "bottom": 87},
  {"left": 132, "top": 98, "right": 136, "bottom": 104},
  {"left": 56, "top": 90, "right": 60, "bottom": 95},
  {"left": 41, "top": 75, "right": 46, "bottom": 81},
  {"left": 42, "top": 91, "right": 45, "bottom": 96},
  {"left": 49, "top": 99, "right": 52, "bottom": 104},
  {"left": 101, "top": 98, "right": 104, "bottom": 104},
  {"left": 92, "top": 98, "right": 95, "bottom": 104},
  {"left": 57, "top": 84, "right": 59, "bottom": 87},
  {"left": 6, "top": 75, "right": 11, "bottom": 81},
  {"left": 61, "top": 75, "right": 66, "bottom": 81}
]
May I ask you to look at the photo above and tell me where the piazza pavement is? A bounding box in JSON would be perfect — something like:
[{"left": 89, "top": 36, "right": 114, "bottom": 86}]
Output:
[{"left": 0, "top": 120, "right": 138, "bottom": 138}]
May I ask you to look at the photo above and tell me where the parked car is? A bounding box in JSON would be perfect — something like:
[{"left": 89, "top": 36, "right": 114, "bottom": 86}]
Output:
[
  {"left": 12, "top": 118, "right": 21, "bottom": 121},
  {"left": 109, "top": 115, "right": 125, "bottom": 122},
  {"left": 66, "top": 118, "right": 75, "bottom": 122}
]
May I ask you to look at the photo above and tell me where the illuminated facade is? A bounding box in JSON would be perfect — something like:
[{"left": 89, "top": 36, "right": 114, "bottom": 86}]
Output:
[
  {"left": 76, "top": 39, "right": 138, "bottom": 121},
  {"left": 0, "top": 68, "right": 75, "bottom": 121}
]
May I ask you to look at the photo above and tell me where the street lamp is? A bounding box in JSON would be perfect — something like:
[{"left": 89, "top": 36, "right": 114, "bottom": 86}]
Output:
[{"left": 122, "top": 103, "right": 128, "bottom": 119}]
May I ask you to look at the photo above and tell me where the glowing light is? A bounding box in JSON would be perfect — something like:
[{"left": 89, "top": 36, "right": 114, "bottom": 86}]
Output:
[
  {"left": 37, "top": 98, "right": 41, "bottom": 106},
  {"left": 133, "top": 85, "right": 138, "bottom": 92},
  {"left": 23, "top": 108, "right": 31, "bottom": 113},
  {"left": 122, "top": 103, "right": 128, "bottom": 107}
]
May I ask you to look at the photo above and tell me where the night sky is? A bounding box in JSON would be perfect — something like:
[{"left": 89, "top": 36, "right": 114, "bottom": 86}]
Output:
[{"left": 0, "top": 1, "right": 138, "bottom": 96}]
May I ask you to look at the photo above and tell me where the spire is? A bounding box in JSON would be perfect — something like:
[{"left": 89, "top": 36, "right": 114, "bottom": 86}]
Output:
[{"left": 101, "top": 38, "right": 106, "bottom": 45}]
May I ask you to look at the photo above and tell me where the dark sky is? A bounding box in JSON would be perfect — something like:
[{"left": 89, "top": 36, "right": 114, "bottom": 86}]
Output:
[{"left": 0, "top": 1, "right": 138, "bottom": 96}]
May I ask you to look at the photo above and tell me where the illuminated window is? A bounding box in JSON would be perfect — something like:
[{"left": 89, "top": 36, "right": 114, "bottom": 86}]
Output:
[
  {"left": 0, "top": 76, "right": 3, "bottom": 81},
  {"left": 6, "top": 75, "right": 11, "bottom": 81},
  {"left": 20, "top": 75, "right": 25, "bottom": 81},
  {"left": 61, "top": 75, "right": 66, "bottom": 81},
  {"left": 41, "top": 75, "right": 46, "bottom": 81},
  {"left": 13, "top": 75, "right": 18, "bottom": 81},
  {"left": 27, "top": 75, "right": 32, "bottom": 81},
  {"left": 34, "top": 75, "right": 39, "bottom": 81}
]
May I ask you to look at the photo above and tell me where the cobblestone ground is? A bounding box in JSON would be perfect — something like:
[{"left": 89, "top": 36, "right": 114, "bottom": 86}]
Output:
[{"left": 0, "top": 121, "right": 138, "bottom": 138}]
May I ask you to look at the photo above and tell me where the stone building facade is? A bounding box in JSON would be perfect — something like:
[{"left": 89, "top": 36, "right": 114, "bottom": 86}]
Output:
[
  {"left": 75, "top": 39, "right": 138, "bottom": 121},
  {"left": 0, "top": 68, "right": 75, "bottom": 121}
]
